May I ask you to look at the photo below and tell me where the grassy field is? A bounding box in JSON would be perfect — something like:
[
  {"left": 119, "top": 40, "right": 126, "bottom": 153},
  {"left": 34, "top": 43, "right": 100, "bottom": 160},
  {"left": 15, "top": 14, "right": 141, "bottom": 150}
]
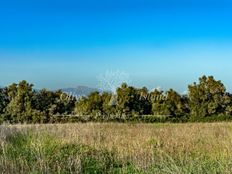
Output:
[{"left": 0, "top": 122, "right": 232, "bottom": 174}]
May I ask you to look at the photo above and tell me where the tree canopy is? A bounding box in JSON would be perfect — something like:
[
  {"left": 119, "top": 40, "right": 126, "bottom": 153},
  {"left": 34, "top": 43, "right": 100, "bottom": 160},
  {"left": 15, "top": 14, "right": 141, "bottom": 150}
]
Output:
[{"left": 1, "top": 75, "right": 232, "bottom": 123}]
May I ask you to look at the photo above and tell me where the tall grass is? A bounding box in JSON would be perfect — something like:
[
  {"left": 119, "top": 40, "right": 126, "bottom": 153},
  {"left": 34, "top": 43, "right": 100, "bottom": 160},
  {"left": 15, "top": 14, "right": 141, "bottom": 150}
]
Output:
[{"left": 1, "top": 122, "right": 232, "bottom": 173}]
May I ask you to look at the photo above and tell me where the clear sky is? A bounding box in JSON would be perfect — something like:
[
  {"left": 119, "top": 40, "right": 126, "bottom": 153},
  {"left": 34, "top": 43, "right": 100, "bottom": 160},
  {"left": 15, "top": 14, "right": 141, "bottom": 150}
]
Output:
[{"left": 1, "top": 0, "right": 232, "bottom": 92}]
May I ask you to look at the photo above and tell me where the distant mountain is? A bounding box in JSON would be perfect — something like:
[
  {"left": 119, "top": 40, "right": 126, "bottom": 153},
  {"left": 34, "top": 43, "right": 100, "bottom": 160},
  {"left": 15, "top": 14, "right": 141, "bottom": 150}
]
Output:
[{"left": 61, "top": 86, "right": 101, "bottom": 98}]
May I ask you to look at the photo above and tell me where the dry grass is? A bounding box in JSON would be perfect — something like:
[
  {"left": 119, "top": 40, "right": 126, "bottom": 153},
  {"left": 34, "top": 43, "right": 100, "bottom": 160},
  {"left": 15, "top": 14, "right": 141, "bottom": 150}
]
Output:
[{"left": 1, "top": 122, "right": 232, "bottom": 173}]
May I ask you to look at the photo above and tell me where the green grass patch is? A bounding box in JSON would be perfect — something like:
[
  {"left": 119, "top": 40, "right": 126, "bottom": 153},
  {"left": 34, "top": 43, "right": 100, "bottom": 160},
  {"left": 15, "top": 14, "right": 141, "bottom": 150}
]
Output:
[{"left": 1, "top": 131, "right": 135, "bottom": 173}]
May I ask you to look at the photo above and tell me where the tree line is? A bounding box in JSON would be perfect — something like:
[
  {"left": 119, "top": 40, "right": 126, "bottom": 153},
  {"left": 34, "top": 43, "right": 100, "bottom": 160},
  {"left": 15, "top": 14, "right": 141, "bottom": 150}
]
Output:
[{"left": 1, "top": 75, "right": 232, "bottom": 124}]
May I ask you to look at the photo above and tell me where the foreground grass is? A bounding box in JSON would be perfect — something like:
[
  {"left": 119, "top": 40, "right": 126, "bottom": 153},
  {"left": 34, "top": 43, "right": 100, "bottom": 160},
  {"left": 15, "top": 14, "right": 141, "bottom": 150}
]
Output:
[{"left": 0, "top": 123, "right": 232, "bottom": 173}]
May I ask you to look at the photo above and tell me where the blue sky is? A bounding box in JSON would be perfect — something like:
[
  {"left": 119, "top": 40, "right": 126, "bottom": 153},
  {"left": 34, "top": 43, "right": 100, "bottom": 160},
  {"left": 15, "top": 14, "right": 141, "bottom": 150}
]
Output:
[{"left": 1, "top": 0, "right": 232, "bottom": 92}]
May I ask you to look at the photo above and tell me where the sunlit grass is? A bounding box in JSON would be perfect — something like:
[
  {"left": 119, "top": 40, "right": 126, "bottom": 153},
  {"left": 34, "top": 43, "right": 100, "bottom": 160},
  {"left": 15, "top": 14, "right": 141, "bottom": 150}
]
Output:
[{"left": 1, "top": 122, "right": 232, "bottom": 173}]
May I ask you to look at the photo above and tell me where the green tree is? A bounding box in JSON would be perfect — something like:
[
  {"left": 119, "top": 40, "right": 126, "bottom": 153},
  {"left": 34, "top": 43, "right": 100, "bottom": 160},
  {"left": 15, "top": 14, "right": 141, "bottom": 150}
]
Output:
[
  {"left": 32, "top": 89, "right": 54, "bottom": 115},
  {"left": 33, "top": 89, "right": 76, "bottom": 118},
  {"left": 75, "top": 91, "right": 103, "bottom": 117},
  {"left": 150, "top": 89, "right": 168, "bottom": 115},
  {"left": 0, "top": 88, "right": 8, "bottom": 113},
  {"left": 223, "top": 93, "right": 232, "bottom": 116},
  {"left": 0, "top": 87, "right": 9, "bottom": 122},
  {"left": 188, "top": 75, "right": 226, "bottom": 118},
  {"left": 151, "top": 89, "right": 188, "bottom": 118},
  {"left": 116, "top": 83, "right": 149, "bottom": 116},
  {"left": 58, "top": 90, "right": 76, "bottom": 115},
  {"left": 165, "top": 89, "right": 188, "bottom": 116},
  {"left": 102, "top": 92, "right": 117, "bottom": 117},
  {"left": 137, "top": 87, "right": 152, "bottom": 115},
  {"left": 75, "top": 96, "right": 89, "bottom": 115},
  {"left": 6, "top": 80, "right": 35, "bottom": 123}
]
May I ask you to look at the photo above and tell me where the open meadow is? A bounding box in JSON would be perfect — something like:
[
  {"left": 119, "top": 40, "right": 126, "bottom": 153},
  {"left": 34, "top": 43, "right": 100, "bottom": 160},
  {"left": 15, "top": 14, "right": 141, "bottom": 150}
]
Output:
[{"left": 0, "top": 122, "right": 232, "bottom": 174}]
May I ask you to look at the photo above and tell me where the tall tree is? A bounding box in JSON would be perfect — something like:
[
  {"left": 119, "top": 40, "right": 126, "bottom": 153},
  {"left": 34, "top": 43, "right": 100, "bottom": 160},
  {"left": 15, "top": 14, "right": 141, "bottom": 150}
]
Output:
[
  {"left": 6, "top": 80, "right": 35, "bottom": 123},
  {"left": 188, "top": 75, "right": 226, "bottom": 118},
  {"left": 75, "top": 91, "right": 103, "bottom": 117},
  {"left": 223, "top": 93, "right": 232, "bottom": 116},
  {"left": 102, "top": 92, "right": 117, "bottom": 117},
  {"left": 33, "top": 89, "right": 76, "bottom": 116},
  {"left": 137, "top": 87, "right": 152, "bottom": 115},
  {"left": 165, "top": 89, "right": 188, "bottom": 116},
  {"left": 0, "top": 88, "right": 8, "bottom": 113},
  {"left": 151, "top": 89, "right": 188, "bottom": 117},
  {"left": 116, "top": 83, "right": 149, "bottom": 116},
  {"left": 0, "top": 87, "right": 9, "bottom": 122},
  {"left": 150, "top": 89, "right": 168, "bottom": 115},
  {"left": 32, "top": 89, "right": 54, "bottom": 115},
  {"left": 116, "top": 83, "right": 137, "bottom": 116}
]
